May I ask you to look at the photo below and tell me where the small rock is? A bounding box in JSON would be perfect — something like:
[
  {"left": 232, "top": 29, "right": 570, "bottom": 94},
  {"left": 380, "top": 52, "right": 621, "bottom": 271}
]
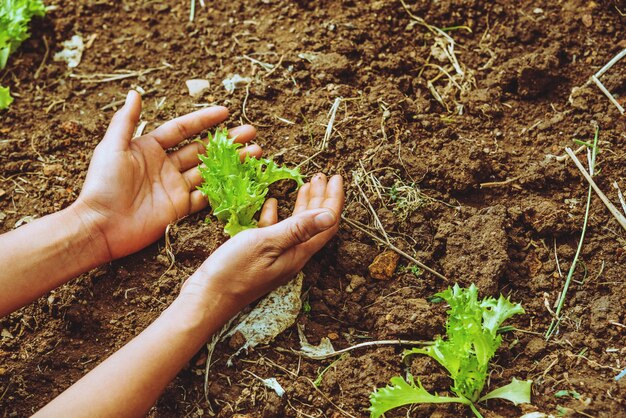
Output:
[
  {"left": 368, "top": 250, "right": 400, "bottom": 280},
  {"left": 581, "top": 14, "right": 593, "bottom": 27},
  {"left": 53, "top": 35, "right": 85, "bottom": 68},
  {"left": 228, "top": 330, "right": 247, "bottom": 350},
  {"left": 327, "top": 332, "right": 339, "bottom": 340},
  {"left": 222, "top": 74, "right": 251, "bottom": 94},
  {"left": 42, "top": 164, "right": 63, "bottom": 176},
  {"left": 185, "top": 79, "right": 210, "bottom": 98},
  {"left": 345, "top": 274, "right": 366, "bottom": 293},
  {"left": 0, "top": 367, "right": 6, "bottom": 376}
]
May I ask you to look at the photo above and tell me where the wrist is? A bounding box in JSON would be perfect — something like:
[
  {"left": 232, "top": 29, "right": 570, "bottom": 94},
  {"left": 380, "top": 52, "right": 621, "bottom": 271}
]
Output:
[
  {"left": 67, "top": 199, "right": 113, "bottom": 265},
  {"left": 174, "top": 272, "right": 244, "bottom": 332}
]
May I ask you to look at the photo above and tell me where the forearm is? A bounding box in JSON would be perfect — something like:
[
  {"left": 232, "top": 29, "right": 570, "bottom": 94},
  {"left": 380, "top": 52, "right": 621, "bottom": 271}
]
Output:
[
  {"left": 35, "top": 283, "right": 238, "bottom": 418},
  {"left": 0, "top": 202, "right": 109, "bottom": 317}
]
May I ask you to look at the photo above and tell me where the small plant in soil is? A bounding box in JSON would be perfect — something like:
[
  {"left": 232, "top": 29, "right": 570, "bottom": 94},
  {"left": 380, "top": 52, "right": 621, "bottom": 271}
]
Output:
[
  {"left": 369, "top": 284, "right": 531, "bottom": 418},
  {"left": 0, "top": 0, "right": 46, "bottom": 109},
  {"left": 197, "top": 128, "right": 303, "bottom": 237}
]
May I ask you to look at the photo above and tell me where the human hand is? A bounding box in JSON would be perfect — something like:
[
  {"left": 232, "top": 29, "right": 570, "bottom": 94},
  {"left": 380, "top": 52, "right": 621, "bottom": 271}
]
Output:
[
  {"left": 180, "top": 174, "right": 344, "bottom": 313},
  {"left": 72, "top": 91, "right": 261, "bottom": 261}
]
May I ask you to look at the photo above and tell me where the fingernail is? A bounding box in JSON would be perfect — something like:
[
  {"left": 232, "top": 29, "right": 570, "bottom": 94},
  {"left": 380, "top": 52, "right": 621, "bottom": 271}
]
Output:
[
  {"left": 314, "top": 210, "right": 336, "bottom": 230},
  {"left": 125, "top": 91, "right": 134, "bottom": 106}
]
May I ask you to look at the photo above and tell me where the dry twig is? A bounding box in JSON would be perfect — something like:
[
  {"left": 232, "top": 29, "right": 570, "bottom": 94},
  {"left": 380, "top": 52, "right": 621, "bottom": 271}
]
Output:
[{"left": 566, "top": 148, "right": 626, "bottom": 232}]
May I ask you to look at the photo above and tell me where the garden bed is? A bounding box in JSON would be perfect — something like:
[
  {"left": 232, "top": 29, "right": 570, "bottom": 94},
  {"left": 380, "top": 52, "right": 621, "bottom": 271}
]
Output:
[{"left": 1, "top": 0, "right": 625, "bottom": 416}]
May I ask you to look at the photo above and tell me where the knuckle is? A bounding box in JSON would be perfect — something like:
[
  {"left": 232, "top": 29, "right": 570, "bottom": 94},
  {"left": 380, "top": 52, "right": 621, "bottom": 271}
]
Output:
[
  {"left": 288, "top": 221, "right": 311, "bottom": 244},
  {"left": 174, "top": 120, "right": 189, "bottom": 139}
]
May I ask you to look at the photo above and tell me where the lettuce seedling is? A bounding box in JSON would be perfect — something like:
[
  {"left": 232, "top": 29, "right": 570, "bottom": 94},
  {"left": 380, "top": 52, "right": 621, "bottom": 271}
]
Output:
[
  {"left": 197, "top": 128, "right": 303, "bottom": 237},
  {"left": 0, "top": 0, "right": 46, "bottom": 109},
  {"left": 370, "top": 284, "right": 531, "bottom": 418}
]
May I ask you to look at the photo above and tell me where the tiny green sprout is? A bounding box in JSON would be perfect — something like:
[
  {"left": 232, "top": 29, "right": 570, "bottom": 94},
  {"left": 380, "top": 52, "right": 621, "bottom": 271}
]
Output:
[
  {"left": 554, "top": 390, "right": 580, "bottom": 400},
  {"left": 302, "top": 299, "right": 312, "bottom": 314},
  {"left": 313, "top": 354, "right": 346, "bottom": 387},
  {"left": 398, "top": 264, "right": 422, "bottom": 277}
]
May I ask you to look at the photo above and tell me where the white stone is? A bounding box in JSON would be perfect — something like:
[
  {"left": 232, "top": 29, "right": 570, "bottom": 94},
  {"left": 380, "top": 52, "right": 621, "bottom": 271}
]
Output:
[{"left": 185, "top": 79, "right": 210, "bottom": 98}]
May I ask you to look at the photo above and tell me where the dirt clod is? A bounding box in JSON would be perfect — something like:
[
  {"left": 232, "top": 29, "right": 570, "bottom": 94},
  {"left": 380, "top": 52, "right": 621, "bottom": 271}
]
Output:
[{"left": 368, "top": 250, "right": 400, "bottom": 280}]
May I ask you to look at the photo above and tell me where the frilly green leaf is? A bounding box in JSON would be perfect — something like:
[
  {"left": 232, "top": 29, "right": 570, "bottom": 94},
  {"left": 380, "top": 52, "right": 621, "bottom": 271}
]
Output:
[
  {"left": 478, "top": 378, "right": 532, "bottom": 405},
  {"left": 197, "top": 128, "right": 303, "bottom": 237},
  {"left": 369, "top": 374, "right": 470, "bottom": 418}
]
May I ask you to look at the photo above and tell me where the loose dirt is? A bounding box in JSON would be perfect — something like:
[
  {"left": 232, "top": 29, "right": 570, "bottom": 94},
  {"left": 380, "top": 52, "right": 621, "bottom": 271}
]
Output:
[{"left": 1, "top": 1, "right": 625, "bottom": 417}]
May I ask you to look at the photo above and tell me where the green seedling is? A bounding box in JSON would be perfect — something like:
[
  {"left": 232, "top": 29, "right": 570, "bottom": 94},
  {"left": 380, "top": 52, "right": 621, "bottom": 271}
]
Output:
[
  {"left": 313, "top": 354, "right": 346, "bottom": 387},
  {"left": 370, "top": 284, "right": 531, "bottom": 418},
  {"left": 0, "top": 0, "right": 46, "bottom": 109},
  {"left": 197, "top": 128, "right": 303, "bottom": 237},
  {"left": 398, "top": 264, "right": 422, "bottom": 277},
  {"left": 554, "top": 390, "right": 580, "bottom": 400}
]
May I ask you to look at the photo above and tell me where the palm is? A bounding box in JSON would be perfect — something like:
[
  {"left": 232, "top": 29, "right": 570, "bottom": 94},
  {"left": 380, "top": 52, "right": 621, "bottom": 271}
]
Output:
[{"left": 77, "top": 92, "right": 259, "bottom": 260}]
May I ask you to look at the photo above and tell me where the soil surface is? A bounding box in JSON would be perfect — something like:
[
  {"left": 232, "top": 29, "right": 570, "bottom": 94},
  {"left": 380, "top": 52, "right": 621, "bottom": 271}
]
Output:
[{"left": 1, "top": 0, "right": 626, "bottom": 417}]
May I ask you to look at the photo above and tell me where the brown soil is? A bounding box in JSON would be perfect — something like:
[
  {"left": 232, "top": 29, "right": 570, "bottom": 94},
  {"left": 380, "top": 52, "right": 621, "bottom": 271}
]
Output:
[{"left": 1, "top": 0, "right": 626, "bottom": 417}]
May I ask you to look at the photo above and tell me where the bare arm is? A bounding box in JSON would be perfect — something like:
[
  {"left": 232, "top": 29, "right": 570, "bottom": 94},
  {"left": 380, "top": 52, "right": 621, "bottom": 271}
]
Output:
[
  {"left": 0, "top": 91, "right": 260, "bottom": 318},
  {"left": 35, "top": 174, "right": 344, "bottom": 417},
  {"left": 0, "top": 203, "right": 108, "bottom": 317}
]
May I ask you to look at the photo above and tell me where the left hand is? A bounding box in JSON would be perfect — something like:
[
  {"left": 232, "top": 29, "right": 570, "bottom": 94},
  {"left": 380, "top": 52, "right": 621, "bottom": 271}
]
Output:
[
  {"left": 180, "top": 174, "right": 344, "bottom": 313},
  {"left": 73, "top": 91, "right": 261, "bottom": 261}
]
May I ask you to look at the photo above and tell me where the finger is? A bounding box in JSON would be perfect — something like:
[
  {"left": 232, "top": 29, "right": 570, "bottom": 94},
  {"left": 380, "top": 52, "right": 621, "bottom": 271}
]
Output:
[
  {"left": 149, "top": 106, "right": 229, "bottom": 149},
  {"left": 101, "top": 91, "right": 142, "bottom": 151},
  {"left": 292, "top": 183, "right": 311, "bottom": 215},
  {"left": 239, "top": 144, "right": 262, "bottom": 162},
  {"left": 295, "top": 175, "right": 344, "bottom": 254},
  {"left": 168, "top": 125, "right": 259, "bottom": 172},
  {"left": 229, "top": 124, "right": 257, "bottom": 145},
  {"left": 182, "top": 165, "right": 203, "bottom": 190},
  {"left": 172, "top": 139, "right": 261, "bottom": 173},
  {"left": 258, "top": 198, "right": 278, "bottom": 227},
  {"left": 323, "top": 175, "right": 345, "bottom": 216},
  {"left": 306, "top": 173, "right": 328, "bottom": 210},
  {"left": 261, "top": 208, "right": 337, "bottom": 251},
  {"left": 189, "top": 189, "right": 209, "bottom": 214}
]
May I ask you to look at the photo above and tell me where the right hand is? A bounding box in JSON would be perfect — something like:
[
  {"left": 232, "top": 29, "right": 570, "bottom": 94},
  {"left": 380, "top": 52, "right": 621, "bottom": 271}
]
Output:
[
  {"left": 180, "top": 173, "right": 344, "bottom": 312},
  {"left": 73, "top": 91, "right": 261, "bottom": 263}
]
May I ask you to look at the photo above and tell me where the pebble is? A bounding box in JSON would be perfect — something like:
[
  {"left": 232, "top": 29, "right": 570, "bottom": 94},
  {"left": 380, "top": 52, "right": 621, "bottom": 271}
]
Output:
[
  {"left": 42, "top": 164, "right": 63, "bottom": 176},
  {"left": 368, "top": 250, "right": 400, "bottom": 280},
  {"left": 185, "top": 79, "right": 210, "bottom": 98},
  {"left": 345, "top": 274, "right": 366, "bottom": 293}
]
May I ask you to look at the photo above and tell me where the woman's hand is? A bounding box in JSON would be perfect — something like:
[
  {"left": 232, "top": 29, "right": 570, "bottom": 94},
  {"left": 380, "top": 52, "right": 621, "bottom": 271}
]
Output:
[
  {"left": 73, "top": 91, "right": 261, "bottom": 262},
  {"left": 181, "top": 173, "right": 344, "bottom": 314}
]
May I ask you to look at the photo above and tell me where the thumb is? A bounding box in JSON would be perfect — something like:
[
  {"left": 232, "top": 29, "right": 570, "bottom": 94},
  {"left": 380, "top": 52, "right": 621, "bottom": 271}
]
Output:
[
  {"left": 262, "top": 208, "right": 337, "bottom": 250},
  {"left": 101, "top": 90, "right": 142, "bottom": 150}
]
